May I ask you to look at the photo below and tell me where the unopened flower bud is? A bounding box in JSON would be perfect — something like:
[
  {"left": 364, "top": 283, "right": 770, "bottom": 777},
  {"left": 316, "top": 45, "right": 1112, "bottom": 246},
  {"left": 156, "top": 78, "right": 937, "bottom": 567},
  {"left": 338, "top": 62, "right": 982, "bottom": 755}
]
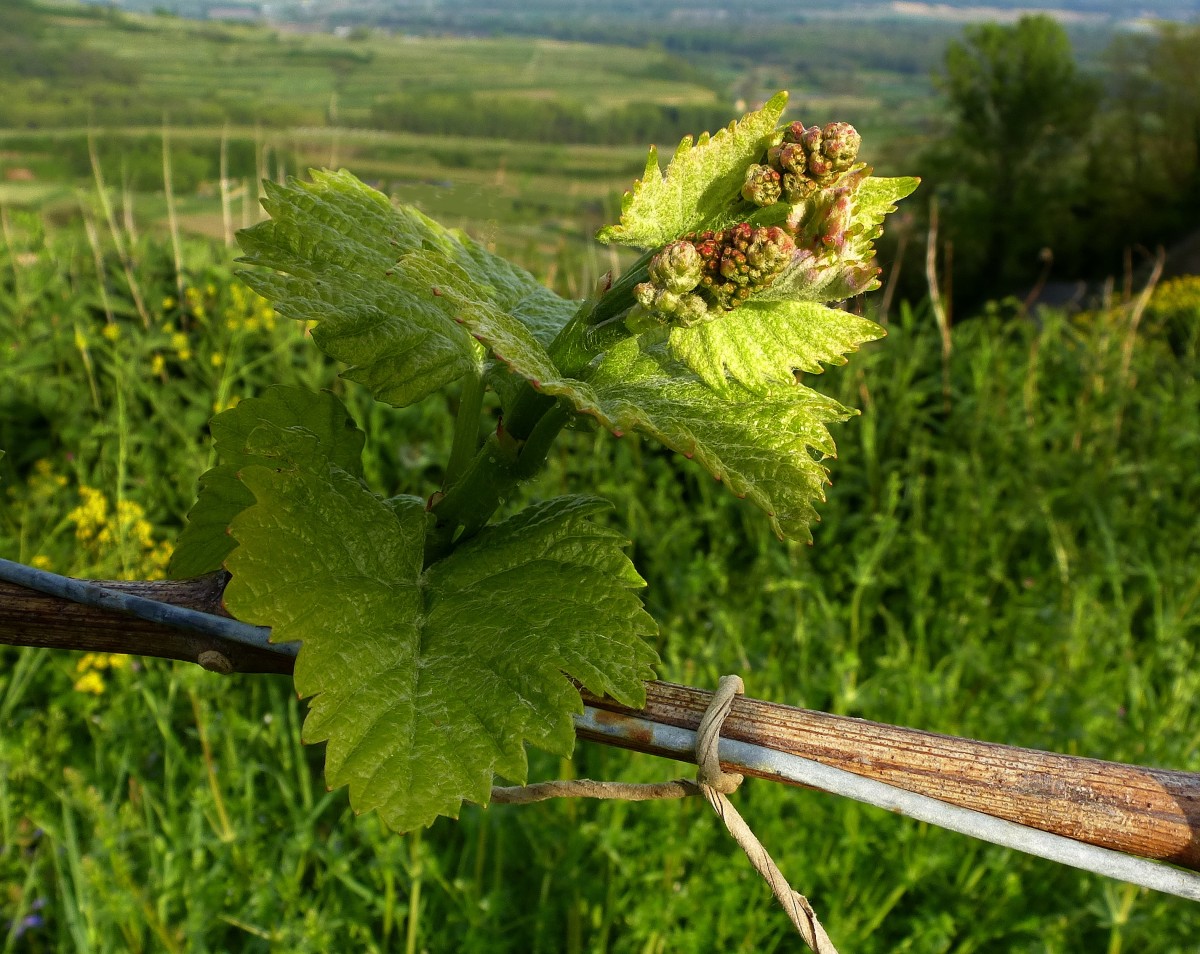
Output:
[
  {"left": 777, "top": 143, "right": 807, "bottom": 177},
  {"left": 648, "top": 240, "right": 704, "bottom": 294},
  {"left": 635, "top": 281, "right": 659, "bottom": 311},
  {"left": 674, "top": 293, "right": 711, "bottom": 327},
  {"left": 767, "top": 119, "right": 863, "bottom": 199},
  {"left": 741, "top": 164, "right": 782, "bottom": 207},
  {"left": 654, "top": 289, "right": 682, "bottom": 314},
  {"left": 820, "top": 194, "right": 854, "bottom": 249},
  {"left": 820, "top": 121, "right": 861, "bottom": 172},
  {"left": 781, "top": 121, "right": 807, "bottom": 144},
  {"left": 782, "top": 172, "right": 816, "bottom": 203},
  {"left": 804, "top": 130, "right": 834, "bottom": 179},
  {"left": 746, "top": 226, "right": 796, "bottom": 282}
]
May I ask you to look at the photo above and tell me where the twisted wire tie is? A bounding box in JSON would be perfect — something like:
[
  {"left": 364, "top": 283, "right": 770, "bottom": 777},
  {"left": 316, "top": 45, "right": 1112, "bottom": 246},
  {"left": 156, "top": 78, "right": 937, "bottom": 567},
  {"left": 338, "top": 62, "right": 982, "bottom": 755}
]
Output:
[{"left": 492, "top": 675, "right": 838, "bottom": 953}]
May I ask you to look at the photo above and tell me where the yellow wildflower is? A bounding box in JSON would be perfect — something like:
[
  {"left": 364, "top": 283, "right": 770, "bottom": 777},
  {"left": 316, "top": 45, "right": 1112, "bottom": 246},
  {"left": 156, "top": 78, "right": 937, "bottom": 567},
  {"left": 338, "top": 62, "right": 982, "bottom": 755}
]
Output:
[
  {"left": 30, "top": 554, "right": 54, "bottom": 571},
  {"left": 151, "top": 354, "right": 166, "bottom": 376},
  {"left": 102, "top": 323, "right": 120, "bottom": 342},
  {"left": 76, "top": 653, "right": 103, "bottom": 672},
  {"left": 146, "top": 539, "right": 174, "bottom": 581},
  {"left": 171, "top": 331, "right": 192, "bottom": 362},
  {"left": 75, "top": 651, "right": 128, "bottom": 691},
  {"left": 97, "top": 500, "right": 153, "bottom": 548},
  {"left": 1150, "top": 275, "right": 1200, "bottom": 311},
  {"left": 73, "top": 671, "right": 106, "bottom": 695},
  {"left": 68, "top": 486, "right": 109, "bottom": 543},
  {"left": 211, "top": 352, "right": 225, "bottom": 368},
  {"left": 162, "top": 296, "right": 176, "bottom": 310}
]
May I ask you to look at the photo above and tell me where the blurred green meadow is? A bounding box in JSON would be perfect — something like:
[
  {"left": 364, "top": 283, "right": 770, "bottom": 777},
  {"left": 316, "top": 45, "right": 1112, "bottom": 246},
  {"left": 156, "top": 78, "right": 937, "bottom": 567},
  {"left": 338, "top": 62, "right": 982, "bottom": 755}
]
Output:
[{"left": 1, "top": 188, "right": 1199, "bottom": 951}]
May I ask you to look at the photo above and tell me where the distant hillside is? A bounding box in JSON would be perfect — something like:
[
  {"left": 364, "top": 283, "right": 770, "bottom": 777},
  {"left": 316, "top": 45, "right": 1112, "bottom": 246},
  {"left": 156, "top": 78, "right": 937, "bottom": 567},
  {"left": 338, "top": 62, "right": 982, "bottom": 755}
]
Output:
[{"left": 87, "top": 0, "right": 1200, "bottom": 25}]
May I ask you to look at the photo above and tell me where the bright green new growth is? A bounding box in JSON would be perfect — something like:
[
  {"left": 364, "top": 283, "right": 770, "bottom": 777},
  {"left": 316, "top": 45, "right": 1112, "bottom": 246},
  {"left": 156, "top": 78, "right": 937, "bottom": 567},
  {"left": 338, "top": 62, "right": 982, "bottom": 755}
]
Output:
[
  {"left": 598, "top": 91, "right": 788, "bottom": 249},
  {"left": 181, "top": 93, "right": 916, "bottom": 831},
  {"left": 597, "top": 95, "right": 916, "bottom": 387}
]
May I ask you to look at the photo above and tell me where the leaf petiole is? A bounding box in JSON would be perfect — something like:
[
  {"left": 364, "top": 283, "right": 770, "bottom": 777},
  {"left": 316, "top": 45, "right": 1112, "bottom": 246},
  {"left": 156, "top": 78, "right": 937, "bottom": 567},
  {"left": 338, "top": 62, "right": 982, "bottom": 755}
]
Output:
[
  {"left": 424, "top": 265, "right": 649, "bottom": 564},
  {"left": 442, "top": 368, "right": 486, "bottom": 491}
]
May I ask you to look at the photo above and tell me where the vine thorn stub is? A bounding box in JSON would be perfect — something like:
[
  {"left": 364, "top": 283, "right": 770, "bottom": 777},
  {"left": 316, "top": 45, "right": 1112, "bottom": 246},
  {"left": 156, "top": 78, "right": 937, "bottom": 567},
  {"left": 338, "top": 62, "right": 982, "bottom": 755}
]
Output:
[{"left": 197, "top": 650, "right": 233, "bottom": 674}]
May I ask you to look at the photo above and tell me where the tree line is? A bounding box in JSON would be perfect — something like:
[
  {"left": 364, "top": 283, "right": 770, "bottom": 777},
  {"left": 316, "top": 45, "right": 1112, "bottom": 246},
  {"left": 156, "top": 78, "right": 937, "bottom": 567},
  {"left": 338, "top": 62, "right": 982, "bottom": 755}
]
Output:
[
  {"left": 364, "top": 92, "right": 734, "bottom": 147},
  {"left": 913, "top": 16, "right": 1200, "bottom": 310}
]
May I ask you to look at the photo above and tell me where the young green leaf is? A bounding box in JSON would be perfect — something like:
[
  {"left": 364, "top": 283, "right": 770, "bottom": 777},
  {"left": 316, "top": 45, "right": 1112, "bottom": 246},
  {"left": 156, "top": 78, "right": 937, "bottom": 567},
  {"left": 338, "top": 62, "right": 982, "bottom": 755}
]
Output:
[
  {"left": 237, "top": 170, "right": 576, "bottom": 407},
  {"left": 428, "top": 276, "right": 854, "bottom": 540},
  {"left": 583, "top": 341, "right": 852, "bottom": 540},
  {"left": 598, "top": 92, "right": 787, "bottom": 249},
  {"left": 168, "top": 468, "right": 254, "bottom": 580},
  {"left": 168, "top": 386, "right": 364, "bottom": 579},
  {"left": 223, "top": 479, "right": 657, "bottom": 832},
  {"left": 667, "top": 300, "right": 885, "bottom": 391},
  {"left": 397, "top": 252, "right": 566, "bottom": 388},
  {"left": 850, "top": 176, "right": 922, "bottom": 239}
]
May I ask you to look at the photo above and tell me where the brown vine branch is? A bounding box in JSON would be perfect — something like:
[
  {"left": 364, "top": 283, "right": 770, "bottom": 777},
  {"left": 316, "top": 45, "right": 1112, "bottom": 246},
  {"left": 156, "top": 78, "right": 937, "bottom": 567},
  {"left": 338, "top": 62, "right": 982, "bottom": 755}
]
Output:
[
  {"left": 0, "top": 572, "right": 291, "bottom": 675},
  {"left": 2, "top": 573, "right": 1198, "bottom": 872}
]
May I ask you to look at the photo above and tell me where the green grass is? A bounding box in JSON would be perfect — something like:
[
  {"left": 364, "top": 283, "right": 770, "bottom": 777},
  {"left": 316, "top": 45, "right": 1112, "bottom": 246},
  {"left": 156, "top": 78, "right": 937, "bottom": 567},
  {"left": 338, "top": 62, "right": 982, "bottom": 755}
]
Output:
[
  {"left": 1, "top": 200, "right": 1199, "bottom": 950},
  {"left": 0, "top": 122, "right": 644, "bottom": 278}
]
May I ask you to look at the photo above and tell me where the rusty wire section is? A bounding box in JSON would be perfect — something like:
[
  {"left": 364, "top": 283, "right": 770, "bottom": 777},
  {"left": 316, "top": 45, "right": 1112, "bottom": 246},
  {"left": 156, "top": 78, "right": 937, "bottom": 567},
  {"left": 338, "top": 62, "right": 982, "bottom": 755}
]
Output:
[{"left": 574, "top": 707, "right": 1200, "bottom": 903}]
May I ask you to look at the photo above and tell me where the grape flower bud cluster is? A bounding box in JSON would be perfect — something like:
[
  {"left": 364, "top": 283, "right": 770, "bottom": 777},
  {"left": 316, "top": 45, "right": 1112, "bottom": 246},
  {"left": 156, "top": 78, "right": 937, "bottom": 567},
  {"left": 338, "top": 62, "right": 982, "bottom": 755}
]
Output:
[
  {"left": 634, "top": 225, "right": 796, "bottom": 326},
  {"left": 631, "top": 119, "right": 873, "bottom": 328},
  {"left": 744, "top": 120, "right": 862, "bottom": 207}
]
